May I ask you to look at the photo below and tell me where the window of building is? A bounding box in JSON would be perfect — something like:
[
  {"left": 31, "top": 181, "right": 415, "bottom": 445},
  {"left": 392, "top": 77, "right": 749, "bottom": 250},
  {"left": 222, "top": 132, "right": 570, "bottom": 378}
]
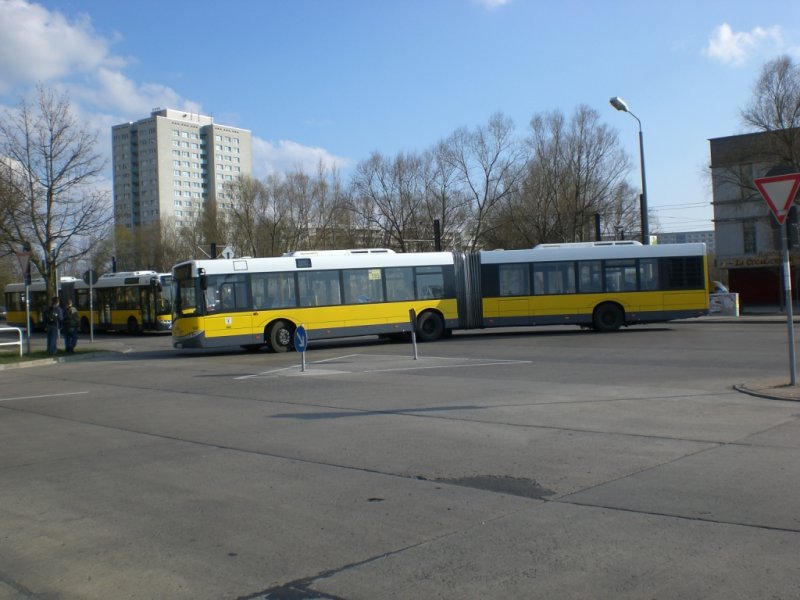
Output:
[{"left": 743, "top": 221, "right": 756, "bottom": 254}]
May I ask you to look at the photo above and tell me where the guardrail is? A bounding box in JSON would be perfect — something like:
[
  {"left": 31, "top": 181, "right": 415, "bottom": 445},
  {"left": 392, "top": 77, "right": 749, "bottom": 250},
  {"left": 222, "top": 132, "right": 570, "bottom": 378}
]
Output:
[{"left": 0, "top": 326, "right": 24, "bottom": 357}]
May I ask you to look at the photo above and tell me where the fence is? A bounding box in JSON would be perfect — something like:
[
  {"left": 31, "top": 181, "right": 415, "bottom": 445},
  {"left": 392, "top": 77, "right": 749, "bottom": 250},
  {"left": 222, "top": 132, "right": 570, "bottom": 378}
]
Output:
[{"left": 0, "top": 327, "right": 24, "bottom": 357}]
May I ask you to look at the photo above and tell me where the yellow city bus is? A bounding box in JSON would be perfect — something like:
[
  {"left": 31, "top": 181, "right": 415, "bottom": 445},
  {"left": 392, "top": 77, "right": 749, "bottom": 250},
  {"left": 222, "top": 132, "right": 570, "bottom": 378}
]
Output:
[
  {"left": 171, "top": 241, "right": 709, "bottom": 351},
  {"left": 90, "top": 271, "right": 173, "bottom": 333},
  {"left": 4, "top": 271, "right": 173, "bottom": 333},
  {"left": 3, "top": 277, "right": 79, "bottom": 331}
]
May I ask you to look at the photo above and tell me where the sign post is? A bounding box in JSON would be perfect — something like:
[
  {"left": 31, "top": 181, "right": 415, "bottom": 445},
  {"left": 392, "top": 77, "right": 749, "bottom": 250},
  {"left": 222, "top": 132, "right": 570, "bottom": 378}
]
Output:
[
  {"left": 755, "top": 172, "right": 800, "bottom": 386},
  {"left": 409, "top": 309, "right": 418, "bottom": 360},
  {"left": 294, "top": 324, "right": 308, "bottom": 372},
  {"left": 15, "top": 248, "right": 31, "bottom": 354}
]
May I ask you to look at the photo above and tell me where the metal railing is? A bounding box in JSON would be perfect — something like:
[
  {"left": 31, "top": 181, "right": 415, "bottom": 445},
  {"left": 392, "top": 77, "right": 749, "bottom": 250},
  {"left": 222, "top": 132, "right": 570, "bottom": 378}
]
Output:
[{"left": 0, "top": 327, "right": 24, "bottom": 357}]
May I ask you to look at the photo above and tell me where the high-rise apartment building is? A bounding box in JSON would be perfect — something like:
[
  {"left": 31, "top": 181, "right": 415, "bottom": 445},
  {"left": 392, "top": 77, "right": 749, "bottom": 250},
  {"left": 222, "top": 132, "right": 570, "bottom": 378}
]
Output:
[{"left": 112, "top": 108, "right": 252, "bottom": 230}]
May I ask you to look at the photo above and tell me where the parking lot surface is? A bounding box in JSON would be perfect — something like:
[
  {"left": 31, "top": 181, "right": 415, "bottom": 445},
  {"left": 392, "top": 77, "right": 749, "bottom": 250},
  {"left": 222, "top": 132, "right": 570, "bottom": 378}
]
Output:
[{"left": 1, "top": 321, "right": 799, "bottom": 599}]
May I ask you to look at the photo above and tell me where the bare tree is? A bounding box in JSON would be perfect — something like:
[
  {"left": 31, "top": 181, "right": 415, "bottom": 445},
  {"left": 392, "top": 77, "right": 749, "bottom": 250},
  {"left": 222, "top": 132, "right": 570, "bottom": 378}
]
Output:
[
  {"left": 350, "top": 151, "right": 428, "bottom": 251},
  {"left": 497, "top": 105, "right": 632, "bottom": 245},
  {"left": 441, "top": 112, "right": 526, "bottom": 250},
  {"left": 740, "top": 54, "right": 800, "bottom": 170},
  {"left": 226, "top": 175, "right": 268, "bottom": 257},
  {"left": 419, "top": 143, "right": 471, "bottom": 250},
  {"left": 0, "top": 86, "right": 110, "bottom": 296}
]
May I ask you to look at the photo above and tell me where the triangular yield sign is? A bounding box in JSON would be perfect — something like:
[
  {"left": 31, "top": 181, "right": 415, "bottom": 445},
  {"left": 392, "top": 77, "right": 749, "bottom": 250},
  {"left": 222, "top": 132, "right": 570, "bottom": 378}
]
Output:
[{"left": 754, "top": 173, "right": 800, "bottom": 224}]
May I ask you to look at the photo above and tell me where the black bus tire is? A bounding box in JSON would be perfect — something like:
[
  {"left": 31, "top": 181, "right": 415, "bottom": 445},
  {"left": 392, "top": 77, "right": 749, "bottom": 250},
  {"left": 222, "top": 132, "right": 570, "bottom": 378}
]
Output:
[
  {"left": 268, "top": 320, "right": 294, "bottom": 352},
  {"left": 416, "top": 311, "right": 444, "bottom": 342},
  {"left": 80, "top": 317, "right": 90, "bottom": 334},
  {"left": 593, "top": 302, "right": 624, "bottom": 332}
]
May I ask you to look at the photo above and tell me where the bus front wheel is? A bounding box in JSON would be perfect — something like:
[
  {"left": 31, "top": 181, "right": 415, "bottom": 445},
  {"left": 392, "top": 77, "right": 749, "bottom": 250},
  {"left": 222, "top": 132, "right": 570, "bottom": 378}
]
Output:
[
  {"left": 593, "top": 303, "right": 624, "bottom": 332},
  {"left": 268, "top": 320, "right": 294, "bottom": 352},
  {"left": 416, "top": 311, "right": 444, "bottom": 342}
]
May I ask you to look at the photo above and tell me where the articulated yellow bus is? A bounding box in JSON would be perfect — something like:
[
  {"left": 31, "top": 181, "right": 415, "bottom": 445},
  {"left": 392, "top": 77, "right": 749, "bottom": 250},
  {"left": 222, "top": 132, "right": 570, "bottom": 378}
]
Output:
[
  {"left": 4, "top": 271, "right": 173, "bottom": 333},
  {"left": 171, "top": 241, "right": 709, "bottom": 351}
]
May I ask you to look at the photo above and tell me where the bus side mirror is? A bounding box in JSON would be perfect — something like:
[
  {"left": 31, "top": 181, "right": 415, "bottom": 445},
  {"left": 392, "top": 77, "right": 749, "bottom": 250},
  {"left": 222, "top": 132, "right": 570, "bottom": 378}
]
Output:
[{"left": 198, "top": 268, "right": 207, "bottom": 290}]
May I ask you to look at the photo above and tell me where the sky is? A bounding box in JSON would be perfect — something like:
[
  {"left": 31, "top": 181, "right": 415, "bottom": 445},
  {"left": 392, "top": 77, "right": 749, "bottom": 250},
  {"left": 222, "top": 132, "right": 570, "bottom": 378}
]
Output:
[{"left": 1, "top": 0, "right": 799, "bottom": 234}]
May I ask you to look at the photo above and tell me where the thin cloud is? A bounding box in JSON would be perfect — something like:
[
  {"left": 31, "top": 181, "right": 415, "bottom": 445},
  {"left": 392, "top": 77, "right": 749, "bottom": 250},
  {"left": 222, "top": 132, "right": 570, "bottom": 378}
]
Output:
[
  {"left": 0, "top": 0, "right": 121, "bottom": 93},
  {"left": 252, "top": 137, "right": 352, "bottom": 178},
  {"left": 473, "top": 0, "right": 512, "bottom": 9},
  {"left": 0, "top": 0, "right": 350, "bottom": 180},
  {"left": 703, "top": 22, "right": 783, "bottom": 66}
]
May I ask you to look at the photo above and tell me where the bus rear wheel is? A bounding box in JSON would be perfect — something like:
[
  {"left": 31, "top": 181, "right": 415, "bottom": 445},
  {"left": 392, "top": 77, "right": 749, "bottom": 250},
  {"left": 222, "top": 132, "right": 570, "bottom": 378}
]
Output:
[
  {"left": 268, "top": 320, "right": 294, "bottom": 352},
  {"left": 80, "top": 317, "right": 90, "bottom": 334},
  {"left": 593, "top": 302, "right": 624, "bottom": 332},
  {"left": 416, "top": 311, "right": 444, "bottom": 342}
]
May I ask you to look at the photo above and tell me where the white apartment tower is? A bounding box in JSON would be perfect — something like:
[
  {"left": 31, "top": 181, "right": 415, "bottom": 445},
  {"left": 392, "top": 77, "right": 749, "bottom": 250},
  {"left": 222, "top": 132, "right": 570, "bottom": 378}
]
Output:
[{"left": 112, "top": 108, "right": 252, "bottom": 230}]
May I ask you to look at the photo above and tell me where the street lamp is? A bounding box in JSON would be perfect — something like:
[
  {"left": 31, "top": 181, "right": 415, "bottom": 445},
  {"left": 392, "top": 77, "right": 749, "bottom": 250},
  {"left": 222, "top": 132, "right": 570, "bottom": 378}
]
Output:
[{"left": 610, "top": 96, "right": 649, "bottom": 244}]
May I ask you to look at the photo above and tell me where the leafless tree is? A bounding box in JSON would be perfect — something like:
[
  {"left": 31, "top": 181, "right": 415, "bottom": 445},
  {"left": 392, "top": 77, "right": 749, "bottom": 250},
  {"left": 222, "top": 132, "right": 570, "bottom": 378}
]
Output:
[
  {"left": 350, "top": 151, "right": 429, "bottom": 251},
  {"left": 440, "top": 112, "right": 526, "bottom": 250},
  {"left": 419, "top": 143, "right": 471, "bottom": 250},
  {"left": 0, "top": 86, "right": 110, "bottom": 296},
  {"left": 740, "top": 54, "right": 800, "bottom": 170},
  {"left": 496, "top": 105, "right": 633, "bottom": 245}
]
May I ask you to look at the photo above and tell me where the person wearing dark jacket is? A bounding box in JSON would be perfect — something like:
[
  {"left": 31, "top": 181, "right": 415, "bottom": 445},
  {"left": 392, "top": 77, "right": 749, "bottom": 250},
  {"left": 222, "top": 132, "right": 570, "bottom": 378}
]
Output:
[
  {"left": 62, "top": 298, "right": 79, "bottom": 353},
  {"left": 45, "top": 296, "right": 63, "bottom": 356}
]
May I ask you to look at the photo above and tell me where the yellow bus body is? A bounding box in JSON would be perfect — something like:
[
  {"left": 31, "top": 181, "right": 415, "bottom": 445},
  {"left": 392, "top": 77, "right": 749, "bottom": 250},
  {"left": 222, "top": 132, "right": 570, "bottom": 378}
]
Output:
[{"left": 171, "top": 243, "right": 710, "bottom": 351}]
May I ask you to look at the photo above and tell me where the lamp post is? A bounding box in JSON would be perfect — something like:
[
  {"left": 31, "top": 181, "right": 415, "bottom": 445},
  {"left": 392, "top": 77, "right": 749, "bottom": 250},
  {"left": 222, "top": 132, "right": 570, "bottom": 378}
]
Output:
[{"left": 610, "top": 96, "right": 649, "bottom": 244}]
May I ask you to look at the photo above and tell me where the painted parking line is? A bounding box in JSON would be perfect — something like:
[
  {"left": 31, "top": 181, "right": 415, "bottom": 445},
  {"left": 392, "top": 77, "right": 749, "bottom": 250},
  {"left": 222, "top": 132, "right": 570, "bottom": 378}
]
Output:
[
  {"left": 236, "top": 354, "right": 532, "bottom": 379},
  {"left": 0, "top": 391, "right": 89, "bottom": 403},
  {"left": 366, "top": 359, "right": 531, "bottom": 373}
]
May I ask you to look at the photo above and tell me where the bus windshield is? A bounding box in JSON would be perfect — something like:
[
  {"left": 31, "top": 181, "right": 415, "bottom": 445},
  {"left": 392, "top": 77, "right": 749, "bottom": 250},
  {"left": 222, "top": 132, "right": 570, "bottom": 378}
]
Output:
[
  {"left": 158, "top": 275, "right": 174, "bottom": 314},
  {"left": 173, "top": 274, "right": 199, "bottom": 316}
]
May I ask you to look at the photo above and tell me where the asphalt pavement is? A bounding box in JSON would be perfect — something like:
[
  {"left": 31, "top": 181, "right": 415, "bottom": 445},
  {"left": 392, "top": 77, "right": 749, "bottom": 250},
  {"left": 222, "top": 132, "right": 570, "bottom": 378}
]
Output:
[
  {"left": 2, "top": 317, "right": 800, "bottom": 599},
  {"left": 7, "top": 312, "right": 800, "bottom": 401}
]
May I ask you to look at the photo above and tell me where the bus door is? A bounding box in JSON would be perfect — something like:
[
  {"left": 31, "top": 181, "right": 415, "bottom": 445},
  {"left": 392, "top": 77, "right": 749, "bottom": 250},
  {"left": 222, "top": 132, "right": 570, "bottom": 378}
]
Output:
[
  {"left": 203, "top": 277, "right": 253, "bottom": 343},
  {"left": 59, "top": 281, "right": 77, "bottom": 305},
  {"left": 97, "top": 288, "right": 114, "bottom": 330},
  {"left": 139, "top": 286, "right": 156, "bottom": 329},
  {"left": 532, "top": 262, "right": 577, "bottom": 320}
]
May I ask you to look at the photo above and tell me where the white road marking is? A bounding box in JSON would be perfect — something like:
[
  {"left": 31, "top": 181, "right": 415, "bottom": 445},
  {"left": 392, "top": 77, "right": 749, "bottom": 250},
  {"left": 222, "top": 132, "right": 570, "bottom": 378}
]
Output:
[
  {"left": 0, "top": 391, "right": 89, "bottom": 402},
  {"left": 236, "top": 354, "right": 531, "bottom": 378}
]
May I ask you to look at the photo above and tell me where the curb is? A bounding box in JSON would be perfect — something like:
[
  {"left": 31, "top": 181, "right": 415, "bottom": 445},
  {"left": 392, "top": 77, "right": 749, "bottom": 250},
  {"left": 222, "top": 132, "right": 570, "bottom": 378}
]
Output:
[
  {"left": 733, "top": 382, "right": 800, "bottom": 402},
  {"left": 0, "top": 350, "right": 120, "bottom": 371}
]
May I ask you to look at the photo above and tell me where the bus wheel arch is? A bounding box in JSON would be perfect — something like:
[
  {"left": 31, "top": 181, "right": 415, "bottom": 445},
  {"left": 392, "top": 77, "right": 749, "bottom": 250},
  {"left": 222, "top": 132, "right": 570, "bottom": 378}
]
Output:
[
  {"left": 267, "top": 319, "right": 295, "bottom": 352},
  {"left": 80, "top": 316, "right": 90, "bottom": 334},
  {"left": 416, "top": 310, "right": 445, "bottom": 342},
  {"left": 592, "top": 302, "right": 625, "bottom": 332}
]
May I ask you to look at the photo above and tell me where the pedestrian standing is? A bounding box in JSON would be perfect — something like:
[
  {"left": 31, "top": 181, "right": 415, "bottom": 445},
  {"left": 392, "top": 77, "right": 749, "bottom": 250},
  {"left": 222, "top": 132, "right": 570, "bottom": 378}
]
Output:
[
  {"left": 45, "top": 296, "right": 63, "bottom": 356},
  {"left": 62, "top": 298, "right": 80, "bottom": 353}
]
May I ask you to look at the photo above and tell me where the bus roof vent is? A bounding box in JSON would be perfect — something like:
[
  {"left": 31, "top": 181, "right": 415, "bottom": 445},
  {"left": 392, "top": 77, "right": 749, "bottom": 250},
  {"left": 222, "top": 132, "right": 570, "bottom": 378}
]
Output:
[
  {"left": 282, "top": 249, "right": 395, "bottom": 256},
  {"left": 534, "top": 241, "right": 642, "bottom": 249},
  {"left": 100, "top": 270, "right": 157, "bottom": 278}
]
